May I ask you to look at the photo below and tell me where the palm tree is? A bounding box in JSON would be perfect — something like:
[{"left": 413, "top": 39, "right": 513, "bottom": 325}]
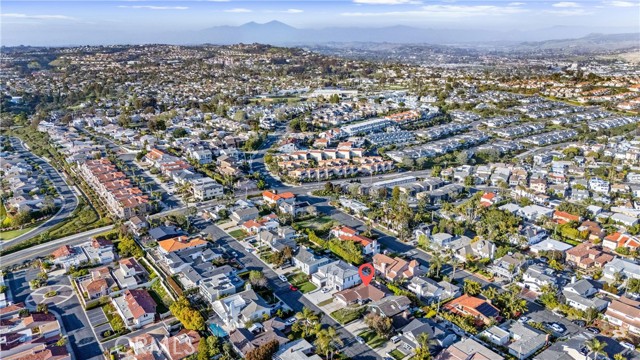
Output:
[
  {"left": 430, "top": 252, "right": 444, "bottom": 278},
  {"left": 295, "top": 308, "right": 320, "bottom": 337},
  {"left": 414, "top": 333, "right": 432, "bottom": 360},
  {"left": 315, "top": 327, "right": 342, "bottom": 360},
  {"left": 586, "top": 338, "right": 605, "bottom": 360},
  {"left": 450, "top": 252, "right": 460, "bottom": 280}
]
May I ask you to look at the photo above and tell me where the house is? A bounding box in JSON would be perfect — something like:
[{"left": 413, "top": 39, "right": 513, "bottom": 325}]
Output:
[
  {"left": 199, "top": 272, "right": 244, "bottom": 304},
  {"left": 273, "top": 339, "right": 322, "bottom": 360},
  {"left": 128, "top": 216, "right": 149, "bottom": 237},
  {"left": 511, "top": 224, "right": 547, "bottom": 246},
  {"left": 522, "top": 264, "right": 558, "bottom": 293},
  {"left": 111, "top": 289, "right": 157, "bottom": 330},
  {"left": 530, "top": 239, "right": 574, "bottom": 254},
  {"left": 604, "top": 296, "right": 640, "bottom": 335},
  {"left": 518, "top": 205, "right": 554, "bottom": 222},
  {"left": 311, "top": 261, "right": 361, "bottom": 291},
  {"left": 148, "top": 225, "right": 185, "bottom": 242},
  {"left": 292, "top": 247, "right": 331, "bottom": 275},
  {"left": 407, "top": 277, "right": 460, "bottom": 301},
  {"left": 577, "top": 221, "right": 605, "bottom": 241},
  {"left": 399, "top": 318, "right": 457, "bottom": 355},
  {"left": 190, "top": 177, "right": 223, "bottom": 201},
  {"left": 480, "top": 192, "right": 499, "bottom": 207},
  {"left": 602, "top": 258, "right": 640, "bottom": 281},
  {"left": 229, "top": 326, "right": 289, "bottom": 358},
  {"left": 562, "top": 279, "right": 608, "bottom": 311},
  {"left": 443, "top": 294, "right": 500, "bottom": 325},
  {"left": 534, "top": 332, "right": 627, "bottom": 360},
  {"left": 211, "top": 289, "right": 271, "bottom": 329},
  {"left": 112, "top": 257, "right": 150, "bottom": 290},
  {"left": 262, "top": 191, "right": 296, "bottom": 206},
  {"left": 230, "top": 207, "right": 260, "bottom": 225},
  {"left": 603, "top": 232, "right": 640, "bottom": 252},
  {"left": 435, "top": 337, "right": 504, "bottom": 360},
  {"left": 490, "top": 253, "right": 529, "bottom": 281},
  {"left": 430, "top": 233, "right": 455, "bottom": 248},
  {"left": 334, "top": 284, "right": 386, "bottom": 305},
  {"left": 4, "top": 345, "right": 70, "bottom": 360},
  {"left": 158, "top": 236, "right": 207, "bottom": 254},
  {"left": 160, "top": 330, "right": 201, "bottom": 360},
  {"left": 553, "top": 211, "right": 581, "bottom": 224},
  {"left": 51, "top": 245, "right": 87, "bottom": 269},
  {"left": 369, "top": 295, "right": 412, "bottom": 320},
  {"left": 330, "top": 226, "right": 379, "bottom": 255},
  {"left": 480, "top": 320, "right": 548, "bottom": 360},
  {"left": 610, "top": 213, "right": 639, "bottom": 227},
  {"left": 565, "top": 242, "right": 613, "bottom": 269},
  {"left": 372, "top": 254, "right": 423, "bottom": 281}
]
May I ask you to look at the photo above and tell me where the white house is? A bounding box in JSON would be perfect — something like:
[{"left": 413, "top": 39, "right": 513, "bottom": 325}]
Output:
[
  {"left": 111, "top": 289, "right": 157, "bottom": 330},
  {"left": 311, "top": 261, "right": 361, "bottom": 291}
]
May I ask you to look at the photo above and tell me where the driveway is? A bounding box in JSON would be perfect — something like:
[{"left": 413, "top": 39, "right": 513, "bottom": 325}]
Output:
[{"left": 86, "top": 307, "right": 109, "bottom": 327}]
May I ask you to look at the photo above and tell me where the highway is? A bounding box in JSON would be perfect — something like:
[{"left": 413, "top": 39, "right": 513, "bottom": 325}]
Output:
[{"left": 1, "top": 138, "right": 79, "bottom": 250}]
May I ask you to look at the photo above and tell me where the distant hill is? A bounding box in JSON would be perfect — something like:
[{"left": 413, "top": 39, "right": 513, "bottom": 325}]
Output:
[{"left": 196, "top": 21, "right": 639, "bottom": 47}]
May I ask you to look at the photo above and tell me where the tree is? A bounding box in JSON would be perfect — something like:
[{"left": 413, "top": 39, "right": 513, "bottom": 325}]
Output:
[
  {"left": 172, "top": 127, "right": 188, "bottom": 138},
  {"left": 463, "top": 279, "right": 481, "bottom": 296},
  {"left": 414, "top": 333, "right": 432, "bottom": 360},
  {"left": 198, "top": 336, "right": 211, "bottom": 360},
  {"left": 586, "top": 338, "right": 605, "bottom": 360},
  {"left": 245, "top": 339, "right": 279, "bottom": 360},
  {"left": 628, "top": 278, "right": 640, "bottom": 294},
  {"left": 117, "top": 236, "right": 144, "bottom": 258},
  {"left": 169, "top": 297, "right": 205, "bottom": 331},
  {"left": 429, "top": 252, "right": 444, "bottom": 278},
  {"left": 55, "top": 337, "right": 68, "bottom": 347},
  {"left": 36, "top": 303, "right": 49, "bottom": 314},
  {"left": 585, "top": 307, "right": 599, "bottom": 324},
  {"left": 315, "top": 327, "right": 342, "bottom": 360},
  {"left": 248, "top": 270, "right": 268, "bottom": 288},
  {"left": 295, "top": 308, "right": 320, "bottom": 337},
  {"left": 364, "top": 312, "right": 393, "bottom": 339},
  {"left": 538, "top": 284, "right": 559, "bottom": 309},
  {"left": 494, "top": 285, "right": 527, "bottom": 319}
]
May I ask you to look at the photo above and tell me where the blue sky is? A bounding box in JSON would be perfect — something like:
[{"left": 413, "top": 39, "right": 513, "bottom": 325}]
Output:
[{"left": 2, "top": 0, "right": 639, "bottom": 45}]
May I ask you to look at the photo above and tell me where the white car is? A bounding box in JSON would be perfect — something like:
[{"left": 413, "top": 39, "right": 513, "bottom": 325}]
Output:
[
  {"left": 285, "top": 317, "right": 297, "bottom": 326},
  {"left": 518, "top": 316, "right": 530, "bottom": 323},
  {"left": 620, "top": 342, "right": 635, "bottom": 351},
  {"left": 278, "top": 275, "right": 288, "bottom": 282},
  {"left": 321, "top": 288, "right": 331, "bottom": 294},
  {"left": 355, "top": 336, "right": 365, "bottom": 344},
  {"left": 548, "top": 323, "right": 565, "bottom": 333}
]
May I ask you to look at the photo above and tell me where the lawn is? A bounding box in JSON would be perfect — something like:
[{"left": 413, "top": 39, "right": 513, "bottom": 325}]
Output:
[
  {"left": 0, "top": 221, "right": 44, "bottom": 241},
  {"left": 317, "top": 298, "right": 334, "bottom": 307},
  {"left": 148, "top": 288, "right": 170, "bottom": 314},
  {"left": 287, "top": 271, "right": 317, "bottom": 293},
  {"left": 358, "top": 329, "right": 387, "bottom": 348},
  {"left": 296, "top": 216, "right": 335, "bottom": 230},
  {"left": 331, "top": 307, "right": 365, "bottom": 324},
  {"left": 228, "top": 229, "right": 248, "bottom": 240},
  {"left": 389, "top": 349, "right": 406, "bottom": 360}
]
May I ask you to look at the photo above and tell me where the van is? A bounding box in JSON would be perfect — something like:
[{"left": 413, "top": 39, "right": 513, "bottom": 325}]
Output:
[{"left": 391, "top": 336, "right": 401, "bottom": 344}]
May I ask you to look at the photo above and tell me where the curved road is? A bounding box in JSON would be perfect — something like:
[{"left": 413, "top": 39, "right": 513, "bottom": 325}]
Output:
[{"left": 0, "top": 138, "right": 79, "bottom": 250}]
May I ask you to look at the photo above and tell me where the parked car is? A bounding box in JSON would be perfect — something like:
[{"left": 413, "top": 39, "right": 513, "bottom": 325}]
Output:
[
  {"left": 548, "top": 323, "right": 565, "bottom": 333},
  {"left": 285, "top": 317, "right": 297, "bottom": 326},
  {"left": 289, "top": 285, "right": 298, "bottom": 291},
  {"left": 278, "top": 275, "right": 288, "bottom": 282},
  {"left": 391, "top": 336, "right": 401, "bottom": 344},
  {"left": 620, "top": 342, "right": 635, "bottom": 351},
  {"left": 572, "top": 320, "right": 586, "bottom": 327},
  {"left": 586, "top": 327, "right": 600, "bottom": 334},
  {"left": 322, "top": 288, "right": 331, "bottom": 294},
  {"left": 355, "top": 336, "right": 365, "bottom": 344},
  {"left": 518, "top": 316, "right": 530, "bottom": 323}
]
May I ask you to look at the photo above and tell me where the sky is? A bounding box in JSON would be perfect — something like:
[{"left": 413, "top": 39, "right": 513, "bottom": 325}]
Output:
[{"left": 1, "top": 0, "right": 639, "bottom": 45}]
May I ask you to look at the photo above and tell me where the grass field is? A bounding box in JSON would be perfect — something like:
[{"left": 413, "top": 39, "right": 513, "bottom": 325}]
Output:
[
  {"left": 0, "top": 221, "right": 43, "bottom": 241},
  {"left": 389, "top": 349, "right": 406, "bottom": 360},
  {"left": 296, "top": 216, "right": 334, "bottom": 230},
  {"left": 228, "top": 229, "right": 249, "bottom": 240},
  {"left": 331, "top": 307, "right": 365, "bottom": 324},
  {"left": 287, "top": 272, "right": 318, "bottom": 293},
  {"left": 358, "top": 329, "right": 387, "bottom": 348},
  {"left": 317, "top": 298, "right": 334, "bottom": 307}
]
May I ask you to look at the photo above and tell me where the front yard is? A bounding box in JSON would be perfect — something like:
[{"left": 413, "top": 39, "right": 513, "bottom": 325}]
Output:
[
  {"left": 358, "top": 329, "right": 387, "bottom": 348},
  {"left": 331, "top": 307, "right": 365, "bottom": 324},
  {"left": 228, "top": 229, "right": 249, "bottom": 240},
  {"left": 287, "top": 271, "right": 317, "bottom": 293},
  {"left": 389, "top": 349, "right": 407, "bottom": 360}
]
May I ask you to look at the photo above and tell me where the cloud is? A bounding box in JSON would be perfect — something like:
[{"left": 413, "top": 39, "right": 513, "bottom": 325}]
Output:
[
  {"left": 342, "top": 4, "right": 528, "bottom": 17},
  {"left": 545, "top": 8, "right": 593, "bottom": 15},
  {"left": 508, "top": 2, "right": 526, "bottom": 5},
  {"left": 117, "top": 5, "right": 189, "bottom": 10},
  {"left": 353, "top": 0, "right": 422, "bottom": 4},
  {"left": 552, "top": 2, "right": 581, "bottom": 7},
  {"left": 0, "top": 13, "right": 76, "bottom": 20},
  {"left": 603, "top": 0, "right": 639, "bottom": 6},
  {"left": 284, "top": 9, "right": 304, "bottom": 13},
  {"left": 224, "top": 8, "right": 252, "bottom": 13}
]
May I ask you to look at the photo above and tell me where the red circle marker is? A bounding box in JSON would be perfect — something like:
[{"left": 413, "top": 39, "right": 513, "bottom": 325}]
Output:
[{"left": 358, "top": 263, "right": 374, "bottom": 286}]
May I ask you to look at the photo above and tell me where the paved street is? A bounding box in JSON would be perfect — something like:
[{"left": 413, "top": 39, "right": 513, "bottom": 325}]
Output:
[
  {"left": 1, "top": 138, "right": 79, "bottom": 250},
  {"left": 7, "top": 269, "right": 104, "bottom": 360}
]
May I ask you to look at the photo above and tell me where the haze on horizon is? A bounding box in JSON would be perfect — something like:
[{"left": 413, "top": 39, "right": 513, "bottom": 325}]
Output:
[{"left": 2, "top": 0, "right": 639, "bottom": 46}]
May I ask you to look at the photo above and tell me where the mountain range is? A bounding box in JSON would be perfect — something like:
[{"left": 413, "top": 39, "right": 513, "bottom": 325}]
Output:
[{"left": 193, "top": 20, "right": 638, "bottom": 46}]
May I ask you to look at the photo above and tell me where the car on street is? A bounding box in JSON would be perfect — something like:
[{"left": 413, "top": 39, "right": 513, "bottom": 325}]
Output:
[
  {"left": 572, "top": 320, "right": 586, "bottom": 327},
  {"left": 245, "top": 247, "right": 253, "bottom": 253},
  {"left": 620, "top": 342, "right": 635, "bottom": 351},
  {"left": 231, "top": 251, "right": 238, "bottom": 258},
  {"left": 289, "top": 285, "right": 298, "bottom": 291},
  {"left": 548, "top": 323, "right": 565, "bottom": 333},
  {"left": 518, "top": 316, "right": 530, "bottom": 323},
  {"left": 278, "top": 275, "right": 288, "bottom": 282},
  {"left": 355, "top": 336, "right": 365, "bottom": 344},
  {"left": 586, "top": 327, "right": 600, "bottom": 334}
]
